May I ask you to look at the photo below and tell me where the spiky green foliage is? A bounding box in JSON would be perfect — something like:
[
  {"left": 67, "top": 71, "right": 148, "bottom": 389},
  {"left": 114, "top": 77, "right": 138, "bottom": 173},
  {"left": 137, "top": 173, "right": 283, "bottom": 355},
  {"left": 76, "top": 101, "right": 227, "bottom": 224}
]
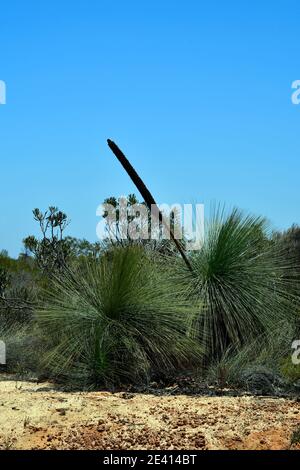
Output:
[
  {"left": 36, "top": 246, "right": 202, "bottom": 387},
  {"left": 177, "top": 207, "right": 298, "bottom": 361}
]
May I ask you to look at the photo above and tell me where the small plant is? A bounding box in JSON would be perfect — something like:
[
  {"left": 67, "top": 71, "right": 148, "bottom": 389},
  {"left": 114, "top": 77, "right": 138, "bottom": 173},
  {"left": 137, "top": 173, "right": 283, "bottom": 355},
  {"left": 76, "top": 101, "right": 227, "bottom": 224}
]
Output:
[
  {"left": 23, "top": 207, "right": 70, "bottom": 275},
  {"left": 280, "top": 357, "right": 300, "bottom": 382},
  {"left": 0, "top": 434, "right": 15, "bottom": 450}
]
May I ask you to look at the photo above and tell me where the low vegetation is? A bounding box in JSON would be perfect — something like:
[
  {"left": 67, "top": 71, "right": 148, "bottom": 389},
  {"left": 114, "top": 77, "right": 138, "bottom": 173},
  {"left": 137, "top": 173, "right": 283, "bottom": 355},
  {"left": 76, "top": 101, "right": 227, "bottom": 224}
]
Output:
[{"left": 1, "top": 199, "right": 300, "bottom": 392}]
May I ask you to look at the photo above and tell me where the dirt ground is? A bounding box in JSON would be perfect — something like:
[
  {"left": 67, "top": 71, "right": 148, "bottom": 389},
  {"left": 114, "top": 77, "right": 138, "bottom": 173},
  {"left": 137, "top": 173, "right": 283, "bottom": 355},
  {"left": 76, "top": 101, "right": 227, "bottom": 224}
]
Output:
[{"left": 0, "top": 378, "right": 300, "bottom": 450}]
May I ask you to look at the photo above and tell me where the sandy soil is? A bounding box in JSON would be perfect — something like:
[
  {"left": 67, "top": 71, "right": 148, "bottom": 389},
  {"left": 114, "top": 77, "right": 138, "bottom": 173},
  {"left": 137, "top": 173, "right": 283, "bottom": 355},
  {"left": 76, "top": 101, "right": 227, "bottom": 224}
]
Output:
[{"left": 0, "top": 378, "right": 300, "bottom": 450}]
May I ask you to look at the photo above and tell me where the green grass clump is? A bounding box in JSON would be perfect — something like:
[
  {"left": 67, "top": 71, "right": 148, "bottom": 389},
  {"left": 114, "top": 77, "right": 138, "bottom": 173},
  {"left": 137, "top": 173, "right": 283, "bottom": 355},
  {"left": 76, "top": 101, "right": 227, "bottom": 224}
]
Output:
[
  {"left": 280, "top": 357, "right": 300, "bottom": 382},
  {"left": 0, "top": 323, "right": 41, "bottom": 376},
  {"left": 176, "top": 207, "right": 297, "bottom": 361}
]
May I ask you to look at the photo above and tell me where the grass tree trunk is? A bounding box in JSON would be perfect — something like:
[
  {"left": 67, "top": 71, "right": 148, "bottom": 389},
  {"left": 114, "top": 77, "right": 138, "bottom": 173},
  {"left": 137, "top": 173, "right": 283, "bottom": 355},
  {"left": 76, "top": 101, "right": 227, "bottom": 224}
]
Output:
[{"left": 107, "top": 139, "right": 193, "bottom": 272}]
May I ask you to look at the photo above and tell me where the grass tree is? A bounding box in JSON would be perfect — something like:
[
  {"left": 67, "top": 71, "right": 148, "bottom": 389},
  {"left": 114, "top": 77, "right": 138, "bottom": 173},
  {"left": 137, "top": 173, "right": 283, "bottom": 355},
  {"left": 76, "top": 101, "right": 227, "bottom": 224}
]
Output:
[
  {"left": 176, "top": 207, "right": 298, "bottom": 362},
  {"left": 37, "top": 246, "right": 202, "bottom": 387}
]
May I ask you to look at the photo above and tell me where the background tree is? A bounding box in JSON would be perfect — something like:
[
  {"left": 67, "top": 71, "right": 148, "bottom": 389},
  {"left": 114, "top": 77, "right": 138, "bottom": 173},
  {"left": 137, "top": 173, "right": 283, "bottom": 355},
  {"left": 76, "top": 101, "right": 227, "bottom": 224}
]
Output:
[
  {"left": 23, "top": 207, "right": 70, "bottom": 275},
  {"left": 102, "top": 193, "right": 184, "bottom": 256}
]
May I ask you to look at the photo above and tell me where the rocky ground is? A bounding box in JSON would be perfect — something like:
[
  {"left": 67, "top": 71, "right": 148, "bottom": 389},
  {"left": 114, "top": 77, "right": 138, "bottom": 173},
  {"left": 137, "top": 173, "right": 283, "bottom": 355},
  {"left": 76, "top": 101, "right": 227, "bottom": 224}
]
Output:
[{"left": 0, "top": 376, "right": 300, "bottom": 450}]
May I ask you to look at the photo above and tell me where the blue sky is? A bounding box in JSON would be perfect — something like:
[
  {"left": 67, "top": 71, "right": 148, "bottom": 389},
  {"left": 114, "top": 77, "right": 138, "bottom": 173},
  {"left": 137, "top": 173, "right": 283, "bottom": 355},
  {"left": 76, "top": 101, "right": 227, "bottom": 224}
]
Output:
[{"left": 1, "top": 0, "right": 300, "bottom": 257}]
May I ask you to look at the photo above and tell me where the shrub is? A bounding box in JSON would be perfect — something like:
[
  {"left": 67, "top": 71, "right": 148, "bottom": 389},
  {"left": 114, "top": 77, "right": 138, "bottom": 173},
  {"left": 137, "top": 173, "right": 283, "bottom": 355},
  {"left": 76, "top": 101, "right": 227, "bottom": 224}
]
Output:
[
  {"left": 36, "top": 246, "right": 202, "bottom": 387},
  {"left": 176, "top": 207, "right": 298, "bottom": 361},
  {"left": 280, "top": 357, "right": 300, "bottom": 383},
  {"left": 0, "top": 323, "right": 41, "bottom": 375}
]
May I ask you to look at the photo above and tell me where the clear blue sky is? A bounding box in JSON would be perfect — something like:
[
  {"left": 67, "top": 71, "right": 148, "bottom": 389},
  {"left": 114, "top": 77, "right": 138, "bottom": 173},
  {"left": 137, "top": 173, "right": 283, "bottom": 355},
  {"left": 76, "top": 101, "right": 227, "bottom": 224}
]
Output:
[{"left": 1, "top": 0, "right": 300, "bottom": 257}]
